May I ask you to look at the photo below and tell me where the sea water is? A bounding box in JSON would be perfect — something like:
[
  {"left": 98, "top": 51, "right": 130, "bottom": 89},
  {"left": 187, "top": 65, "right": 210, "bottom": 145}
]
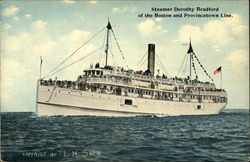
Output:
[{"left": 1, "top": 109, "right": 249, "bottom": 162}]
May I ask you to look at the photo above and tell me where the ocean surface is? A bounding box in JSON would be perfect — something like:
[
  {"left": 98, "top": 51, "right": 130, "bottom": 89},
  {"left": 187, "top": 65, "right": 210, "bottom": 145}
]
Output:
[{"left": 1, "top": 109, "right": 249, "bottom": 162}]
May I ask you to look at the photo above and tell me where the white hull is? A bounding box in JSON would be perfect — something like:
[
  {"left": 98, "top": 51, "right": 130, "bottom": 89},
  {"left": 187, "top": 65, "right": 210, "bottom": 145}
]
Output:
[{"left": 37, "top": 85, "right": 227, "bottom": 116}]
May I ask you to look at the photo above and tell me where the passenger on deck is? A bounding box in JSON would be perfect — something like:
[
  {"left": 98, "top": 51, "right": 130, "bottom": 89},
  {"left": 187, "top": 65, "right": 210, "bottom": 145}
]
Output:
[
  {"left": 162, "top": 74, "right": 167, "bottom": 79},
  {"left": 95, "top": 62, "right": 100, "bottom": 68}
]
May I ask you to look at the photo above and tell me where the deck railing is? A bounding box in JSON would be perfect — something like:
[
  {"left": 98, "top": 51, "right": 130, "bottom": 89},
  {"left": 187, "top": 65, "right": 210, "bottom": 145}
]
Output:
[{"left": 39, "top": 79, "right": 227, "bottom": 103}]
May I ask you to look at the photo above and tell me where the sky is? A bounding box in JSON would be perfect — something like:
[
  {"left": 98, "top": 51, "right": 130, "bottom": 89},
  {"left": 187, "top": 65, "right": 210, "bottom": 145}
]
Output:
[{"left": 1, "top": 0, "right": 249, "bottom": 112}]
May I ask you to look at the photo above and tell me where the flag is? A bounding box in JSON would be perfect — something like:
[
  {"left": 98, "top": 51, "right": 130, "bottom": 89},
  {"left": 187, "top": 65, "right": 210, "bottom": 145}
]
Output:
[{"left": 213, "top": 66, "right": 221, "bottom": 75}]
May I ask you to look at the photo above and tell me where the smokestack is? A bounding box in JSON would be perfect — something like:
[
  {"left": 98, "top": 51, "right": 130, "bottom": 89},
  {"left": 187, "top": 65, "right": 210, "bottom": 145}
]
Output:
[{"left": 147, "top": 44, "right": 155, "bottom": 77}]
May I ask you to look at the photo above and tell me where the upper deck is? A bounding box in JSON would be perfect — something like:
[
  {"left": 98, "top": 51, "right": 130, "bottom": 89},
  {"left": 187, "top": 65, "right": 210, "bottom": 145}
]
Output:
[{"left": 80, "top": 67, "right": 217, "bottom": 89}]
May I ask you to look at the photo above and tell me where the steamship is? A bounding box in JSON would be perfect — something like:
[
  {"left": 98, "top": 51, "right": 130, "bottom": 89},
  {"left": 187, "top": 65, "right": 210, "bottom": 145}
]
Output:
[{"left": 36, "top": 21, "right": 227, "bottom": 116}]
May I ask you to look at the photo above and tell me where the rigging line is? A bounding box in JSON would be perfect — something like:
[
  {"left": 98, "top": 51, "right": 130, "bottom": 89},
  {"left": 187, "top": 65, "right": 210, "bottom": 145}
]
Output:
[
  {"left": 137, "top": 51, "right": 148, "bottom": 69},
  {"left": 155, "top": 56, "right": 164, "bottom": 74},
  {"left": 192, "top": 55, "right": 200, "bottom": 79},
  {"left": 43, "top": 27, "right": 106, "bottom": 79},
  {"left": 155, "top": 58, "right": 163, "bottom": 75},
  {"left": 109, "top": 46, "right": 117, "bottom": 67},
  {"left": 137, "top": 54, "right": 147, "bottom": 70},
  {"left": 136, "top": 51, "right": 148, "bottom": 69},
  {"left": 138, "top": 56, "right": 147, "bottom": 69},
  {"left": 156, "top": 54, "right": 170, "bottom": 77},
  {"left": 109, "top": 33, "right": 117, "bottom": 66},
  {"left": 177, "top": 53, "right": 187, "bottom": 77},
  {"left": 98, "top": 31, "right": 107, "bottom": 63},
  {"left": 194, "top": 53, "right": 213, "bottom": 82},
  {"left": 192, "top": 52, "right": 214, "bottom": 82},
  {"left": 183, "top": 54, "right": 188, "bottom": 76},
  {"left": 110, "top": 29, "right": 129, "bottom": 69},
  {"left": 191, "top": 53, "right": 198, "bottom": 79},
  {"left": 45, "top": 45, "right": 104, "bottom": 79},
  {"left": 156, "top": 55, "right": 169, "bottom": 76}
]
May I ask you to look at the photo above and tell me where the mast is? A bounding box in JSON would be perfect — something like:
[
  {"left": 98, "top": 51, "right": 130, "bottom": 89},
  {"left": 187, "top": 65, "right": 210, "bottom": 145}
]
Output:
[
  {"left": 190, "top": 50, "right": 192, "bottom": 78},
  {"left": 187, "top": 39, "right": 193, "bottom": 79},
  {"left": 40, "top": 56, "right": 43, "bottom": 80},
  {"left": 105, "top": 20, "right": 112, "bottom": 66},
  {"left": 186, "top": 39, "right": 214, "bottom": 83}
]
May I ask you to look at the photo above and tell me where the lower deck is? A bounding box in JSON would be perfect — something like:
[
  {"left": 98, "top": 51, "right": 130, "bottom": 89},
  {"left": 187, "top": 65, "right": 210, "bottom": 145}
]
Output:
[{"left": 37, "top": 85, "right": 227, "bottom": 116}]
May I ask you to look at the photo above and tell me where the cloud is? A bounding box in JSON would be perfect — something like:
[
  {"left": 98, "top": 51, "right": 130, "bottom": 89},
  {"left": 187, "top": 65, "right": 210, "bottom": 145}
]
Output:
[
  {"left": 178, "top": 25, "right": 203, "bottom": 43},
  {"left": 155, "top": 18, "right": 162, "bottom": 22},
  {"left": 137, "top": 19, "right": 166, "bottom": 37},
  {"left": 2, "top": 33, "right": 31, "bottom": 54},
  {"left": 1, "top": 20, "right": 98, "bottom": 111},
  {"left": 3, "top": 5, "right": 19, "bottom": 16},
  {"left": 25, "top": 14, "right": 33, "bottom": 19},
  {"left": 32, "top": 20, "right": 47, "bottom": 31},
  {"left": 57, "top": 30, "right": 92, "bottom": 57},
  {"left": 112, "top": 7, "right": 128, "bottom": 13},
  {"left": 1, "top": 58, "right": 37, "bottom": 111},
  {"left": 172, "top": 39, "right": 178, "bottom": 43},
  {"left": 58, "top": 30, "right": 91, "bottom": 43},
  {"left": 13, "top": 16, "right": 20, "bottom": 22},
  {"left": 1, "top": 23, "right": 12, "bottom": 32},
  {"left": 112, "top": 7, "right": 137, "bottom": 13},
  {"left": 203, "top": 20, "right": 232, "bottom": 45},
  {"left": 178, "top": 14, "right": 248, "bottom": 45},
  {"left": 61, "top": 0, "right": 75, "bottom": 4},
  {"left": 227, "top": 50, "right": 249, "bottom": 71},
  {"left": 212, "top": 45, "right": 220, "bottom": 52},
  {"left": 90, "top": 0, "right": 98, "bottom": 4}
]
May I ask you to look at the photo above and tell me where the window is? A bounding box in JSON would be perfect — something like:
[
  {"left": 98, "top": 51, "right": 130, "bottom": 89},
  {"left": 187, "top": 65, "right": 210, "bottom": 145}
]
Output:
[
  {"left": 125, "top": 99, "right": 133, "bottom": 105},
  {"left": 197, "top": 105, "right": 201, "bottom": 110},
  {"left": 96, "top": 71, "right": 100, "bottom": 75}
]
